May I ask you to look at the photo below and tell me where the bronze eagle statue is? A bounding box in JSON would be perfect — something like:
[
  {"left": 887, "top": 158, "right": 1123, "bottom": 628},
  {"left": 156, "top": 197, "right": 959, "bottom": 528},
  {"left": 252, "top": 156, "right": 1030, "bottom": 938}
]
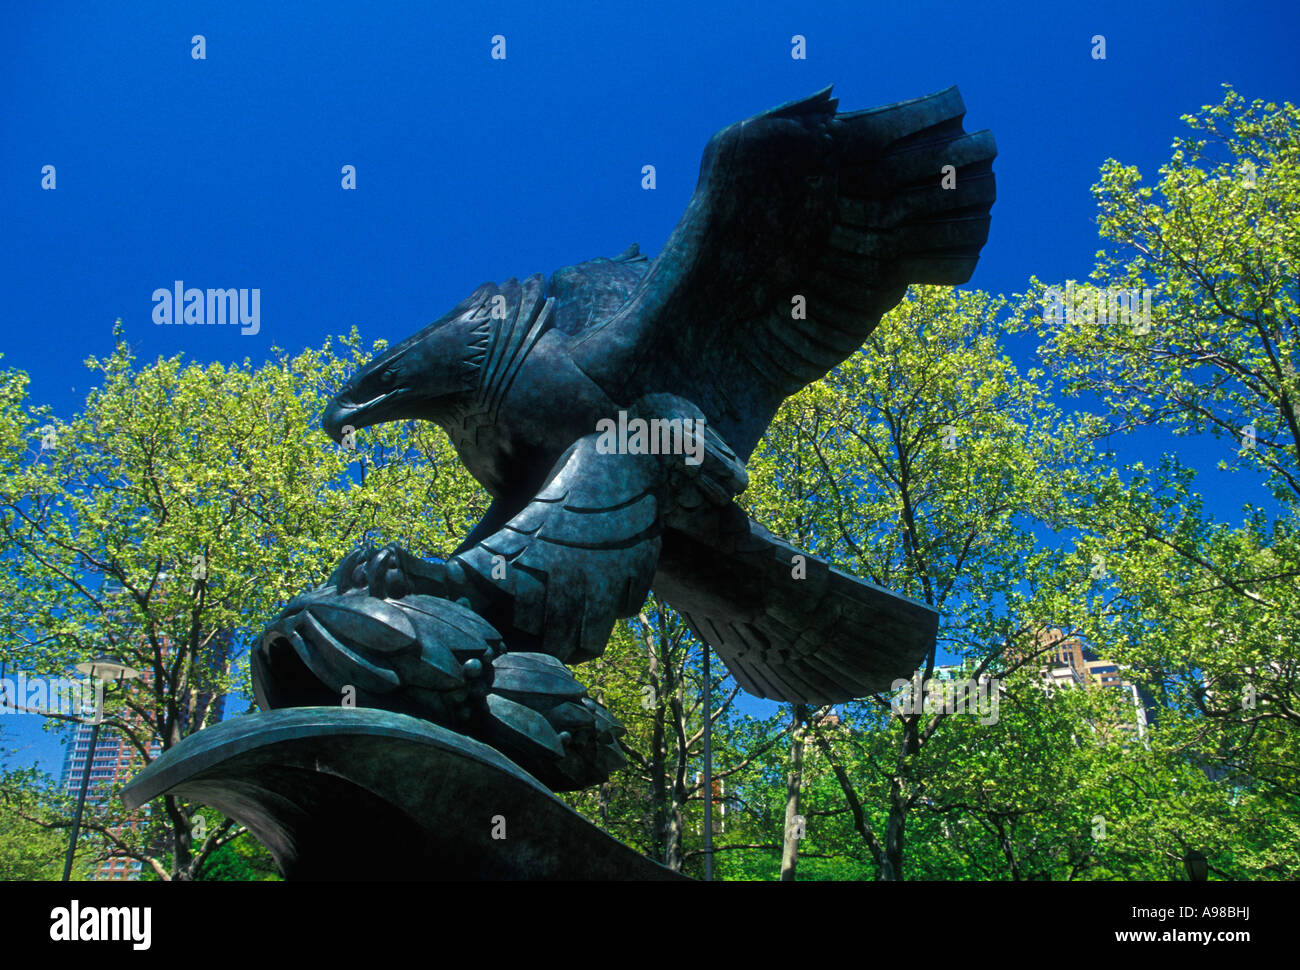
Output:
[{"left": 253, "top": 85, "right": 995, "bottom": 790}]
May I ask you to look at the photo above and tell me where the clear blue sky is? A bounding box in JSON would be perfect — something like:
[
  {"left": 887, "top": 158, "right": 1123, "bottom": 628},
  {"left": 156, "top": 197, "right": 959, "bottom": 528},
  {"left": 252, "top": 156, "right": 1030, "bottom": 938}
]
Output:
[{"left": 2, "top": 0, "right": 1298, "bottom": 771}]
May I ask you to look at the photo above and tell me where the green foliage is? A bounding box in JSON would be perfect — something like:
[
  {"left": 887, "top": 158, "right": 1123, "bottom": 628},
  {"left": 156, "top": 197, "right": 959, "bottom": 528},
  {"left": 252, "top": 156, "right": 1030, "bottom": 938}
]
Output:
[
  {"left": 1044, "top": 84, "right": 1300, "bottom": 507},
  {"left": 191, "top": 828, "right": 281, "bottom": 881},
  {"left": 733, "top": 285, "right": 1098, "bottom": 879},
  {"left": 0, "top": 762, "right": 92, "bottom": 881},
  {"left": 0, "top": 328, "right": 486, "bottom": 879},
  {"left": 1035, "top": 87, "right": 1300, "bottom": 878}
]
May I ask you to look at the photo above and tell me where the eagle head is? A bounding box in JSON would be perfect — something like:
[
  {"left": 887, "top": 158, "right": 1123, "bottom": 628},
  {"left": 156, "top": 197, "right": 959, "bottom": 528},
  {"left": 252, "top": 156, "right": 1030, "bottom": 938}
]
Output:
[{"left": 323, "top": 288, "right": 493, "bottom": 443}]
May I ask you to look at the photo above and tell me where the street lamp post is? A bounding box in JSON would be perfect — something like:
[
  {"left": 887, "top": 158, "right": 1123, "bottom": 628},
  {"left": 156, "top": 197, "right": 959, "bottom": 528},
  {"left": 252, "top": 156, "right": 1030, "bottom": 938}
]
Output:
[{"left": 62, "top": 655, "right": 139, "bottom": 882}]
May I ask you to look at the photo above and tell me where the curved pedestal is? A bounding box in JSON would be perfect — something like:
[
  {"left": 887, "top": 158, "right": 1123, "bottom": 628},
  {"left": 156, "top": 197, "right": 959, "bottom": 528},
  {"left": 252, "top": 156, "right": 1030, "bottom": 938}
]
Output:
[{"left": 121, "top": 708, "right": 684, "bottom": 881}]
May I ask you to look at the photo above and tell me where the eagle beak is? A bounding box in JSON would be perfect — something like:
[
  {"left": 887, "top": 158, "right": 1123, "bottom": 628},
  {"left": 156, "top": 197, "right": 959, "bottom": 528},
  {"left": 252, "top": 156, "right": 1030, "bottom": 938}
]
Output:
[
  {"left": 322, "top": 399, "right": 351, "bottom": 444},
  {"left": 322, "top": 389, "right": 396, "bottom": 444}
]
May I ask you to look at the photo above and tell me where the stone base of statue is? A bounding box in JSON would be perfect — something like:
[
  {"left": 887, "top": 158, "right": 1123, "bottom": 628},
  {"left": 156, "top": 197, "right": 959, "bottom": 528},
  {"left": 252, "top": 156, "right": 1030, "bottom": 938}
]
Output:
[{"left": 121, "top": 707, "right": 683, "bottom": 880}]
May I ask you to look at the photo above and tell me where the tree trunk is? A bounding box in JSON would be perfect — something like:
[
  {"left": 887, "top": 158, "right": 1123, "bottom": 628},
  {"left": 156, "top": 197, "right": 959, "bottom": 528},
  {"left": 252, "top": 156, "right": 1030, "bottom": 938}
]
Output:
[
  {"left": 879, "top": 713, "right": 919, "bottom": 881},
  {"left": 780, "top": 704, "right": 807, "bottom": 881},
  {"left": 597, "top": 781, "right": 612, "bottom": 828},
  {"left": 664, "top": 621, "right": 687, "bottom": 871},
  {"left": 879, "top": 788, "right": 906, "bottom": 881},
  {"left": 646, "top": 631, "right": 668, "bottom": 864},
  {"left": 165, "top": 794, "right": 192, "bottom": 880},
  {"left": 664, "top": 788, "right": 685, "bottom": 871}
]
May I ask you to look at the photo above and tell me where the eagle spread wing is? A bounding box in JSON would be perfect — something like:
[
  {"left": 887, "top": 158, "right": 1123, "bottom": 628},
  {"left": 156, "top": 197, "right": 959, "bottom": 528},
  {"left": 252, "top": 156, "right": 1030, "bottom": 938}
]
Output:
[
  {"left": 656, "top": 504, "right": 938, "bottom": 704},
  {"left": 570, "top": 85, "right": 996, "bottom": 461}
]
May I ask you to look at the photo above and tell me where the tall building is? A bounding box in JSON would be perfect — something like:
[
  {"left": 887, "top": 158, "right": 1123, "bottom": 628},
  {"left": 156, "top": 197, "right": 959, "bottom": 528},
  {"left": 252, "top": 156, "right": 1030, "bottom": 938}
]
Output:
[
  {"left": 58, "top": 578, "right": 163, "bottom": 881},
  {"left": 60, "top": 710, "right": 160, "bottom": 880},
  {"left": 1020, "top": 627, "right": 1151, "bottom": 739}
]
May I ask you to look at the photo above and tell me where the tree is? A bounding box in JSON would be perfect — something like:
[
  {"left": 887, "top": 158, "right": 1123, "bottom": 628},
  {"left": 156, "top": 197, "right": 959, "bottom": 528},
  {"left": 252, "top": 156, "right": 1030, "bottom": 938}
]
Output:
[
  {"left": 778, "top": 704, "right": 807, "bottom": 881},
  {"left": 741, "top": 284, "right": 1095, "bottom": 879},
  {"left": 1036, "top": 88, "right": 1300, "bottom": 878},
  {"left": 561, "top": 600, "right": 791, "bottom": 876},
  {"left": 1046, "top": 85, "right": 1299, "bottom": 507},
  {"left": 0, "top": 325, "right": 485, "bottom": 878}
]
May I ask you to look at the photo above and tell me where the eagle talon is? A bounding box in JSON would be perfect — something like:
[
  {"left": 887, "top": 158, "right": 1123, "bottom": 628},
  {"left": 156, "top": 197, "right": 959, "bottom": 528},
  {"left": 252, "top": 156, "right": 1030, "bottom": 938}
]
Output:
[
  {"left": 327, "top": 544, "right": 374, "bottom": 593},
  {"left": 329, "top": 542, "right": 420, "bottom": 599}
]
